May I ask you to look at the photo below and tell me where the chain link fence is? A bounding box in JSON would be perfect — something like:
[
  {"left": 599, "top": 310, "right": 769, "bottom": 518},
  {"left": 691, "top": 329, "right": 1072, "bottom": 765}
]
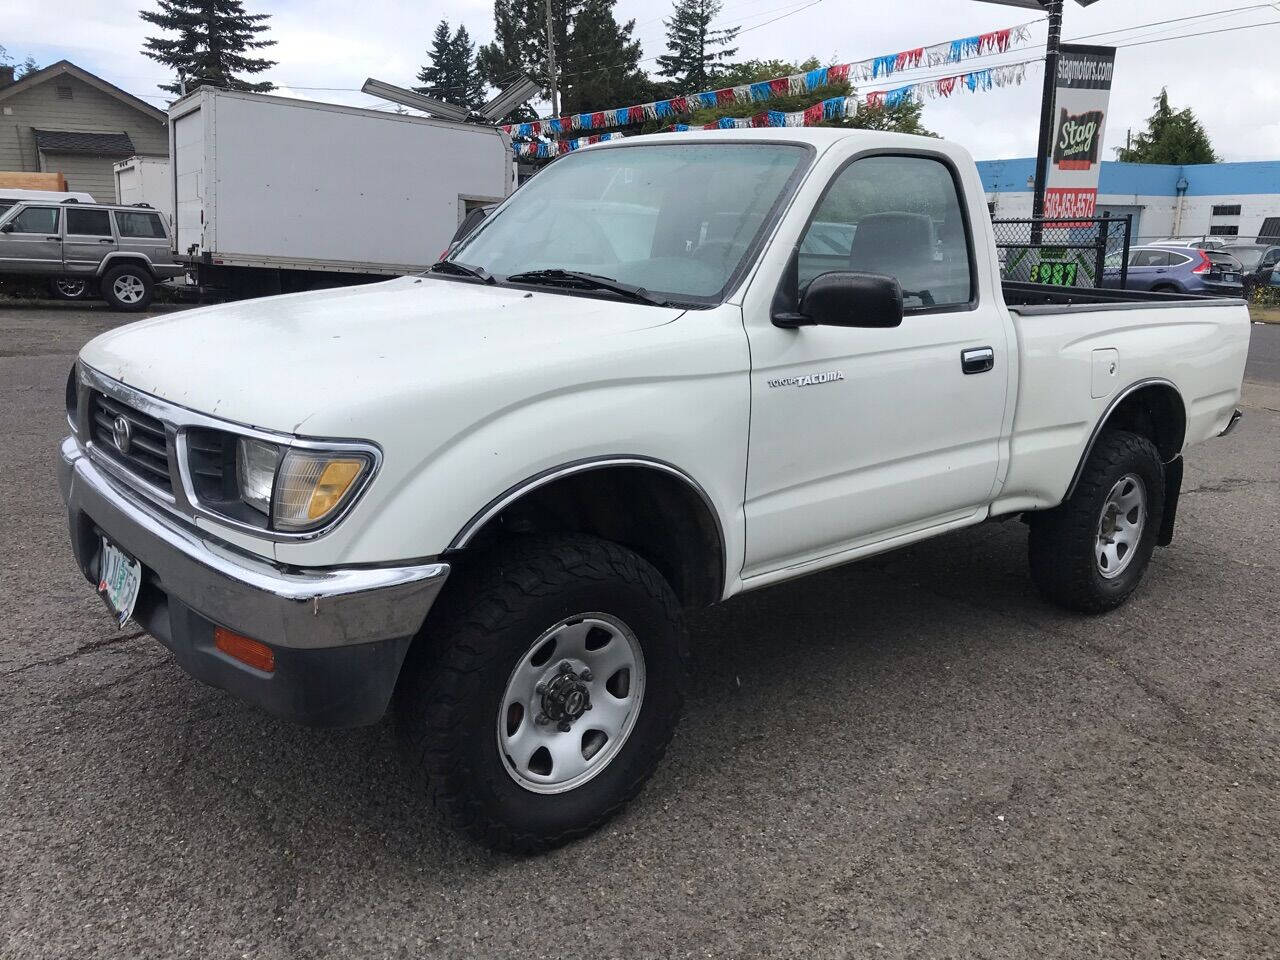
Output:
[{"left": 992, "top": 215, "right": 1133, "bottom": 289}]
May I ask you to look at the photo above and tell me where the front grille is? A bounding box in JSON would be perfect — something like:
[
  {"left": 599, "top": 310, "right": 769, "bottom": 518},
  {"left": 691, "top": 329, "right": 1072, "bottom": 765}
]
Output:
[
  {"left": 185, "top": 427, "right": 236, "bottom": 501},
  {"left": 89, "top": 391, "right": 173, "bottom": 491}
]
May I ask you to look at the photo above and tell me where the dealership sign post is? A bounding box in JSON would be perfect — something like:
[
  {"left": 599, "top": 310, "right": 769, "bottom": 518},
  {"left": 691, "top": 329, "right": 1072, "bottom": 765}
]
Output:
[{"left": 1044, "top": 43, "right": 1116, "bottom": 223}]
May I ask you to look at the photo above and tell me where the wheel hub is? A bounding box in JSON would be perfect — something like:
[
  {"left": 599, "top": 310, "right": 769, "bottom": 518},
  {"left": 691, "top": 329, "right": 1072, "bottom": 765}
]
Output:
[{"left": 537, "top": 661, "right": 592, "bottom": 731}]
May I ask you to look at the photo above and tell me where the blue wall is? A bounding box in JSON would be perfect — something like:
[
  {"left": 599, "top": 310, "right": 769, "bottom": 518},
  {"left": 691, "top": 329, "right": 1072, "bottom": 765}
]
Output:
[{"left": 975, "top": 158, "right": 1280, "bottom": 197}]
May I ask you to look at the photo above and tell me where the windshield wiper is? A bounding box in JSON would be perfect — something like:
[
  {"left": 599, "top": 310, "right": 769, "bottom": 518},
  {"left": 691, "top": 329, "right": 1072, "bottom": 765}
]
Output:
[
  {"left": 428, "top": 259, "right": 493, "bottom": 283},
  {"left": 504, "top": 269, "right": 668, "bottom": 306}
]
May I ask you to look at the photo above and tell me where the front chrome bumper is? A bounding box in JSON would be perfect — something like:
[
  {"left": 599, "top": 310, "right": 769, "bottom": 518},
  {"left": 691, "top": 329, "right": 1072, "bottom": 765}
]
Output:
[{"left": 59, "top": 436, "right": 450, "bottom": 725}]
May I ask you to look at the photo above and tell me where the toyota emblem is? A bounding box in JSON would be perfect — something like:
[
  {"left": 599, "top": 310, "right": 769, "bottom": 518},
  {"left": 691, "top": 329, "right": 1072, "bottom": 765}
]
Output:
[{"left": 111, "top": 415, "right": 132, "bottom": 455}]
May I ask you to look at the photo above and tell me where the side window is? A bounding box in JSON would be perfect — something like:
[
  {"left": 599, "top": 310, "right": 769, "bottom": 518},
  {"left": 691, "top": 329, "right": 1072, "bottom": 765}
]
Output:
[
  {"left": 66, "top": 208, "right": 113, "bottom": 236},
  {"left": 797, "top": 155, "right": 972, "bottom": 310},
  {"left": 1262, "top": 249, "right": 1280, "bottom": 268},
  {"left": 1130, "top": 250, "right": 1169, "bottom": 267},
  {"left": 115, "top": 211, "right": 166, "bottom": 239},
  {"left": 10, "top": 206, "right": 61, "bottom": 235},
  {"left": 1166, "top": 252, "right": 1192, "bottom": 267}
]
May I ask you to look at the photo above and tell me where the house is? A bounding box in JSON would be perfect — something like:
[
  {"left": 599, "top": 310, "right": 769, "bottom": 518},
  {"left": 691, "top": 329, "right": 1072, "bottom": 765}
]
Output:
[
  {"left": 0, "top": 60, "right": 168, "bottom": 203},
  {"left": 979, "top": 157, "right": 1280, "bottom": 245}
]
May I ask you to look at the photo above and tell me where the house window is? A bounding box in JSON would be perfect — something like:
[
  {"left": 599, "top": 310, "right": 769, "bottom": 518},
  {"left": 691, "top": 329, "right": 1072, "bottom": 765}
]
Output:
[
  {"left": 56, "top": 85, "right": 73, "bottom": 100},
  {"left": 1208, "top": 225, "right": 1239, "bottom": 236},
  {"left": 1211, "top": 204, "right": 1241, "bottom": 217},
  {"left": 1259, "top": 217, "right": 1280, "bottom": 242}
]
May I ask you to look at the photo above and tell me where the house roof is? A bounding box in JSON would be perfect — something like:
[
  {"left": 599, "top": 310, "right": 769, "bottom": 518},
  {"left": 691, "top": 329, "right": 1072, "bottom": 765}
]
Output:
[
  {"left": 33, "top": 129, "right": 136, "bottom": 156},
  {"left": 0, "top": 60, "right": 166, "bottom": 124}
]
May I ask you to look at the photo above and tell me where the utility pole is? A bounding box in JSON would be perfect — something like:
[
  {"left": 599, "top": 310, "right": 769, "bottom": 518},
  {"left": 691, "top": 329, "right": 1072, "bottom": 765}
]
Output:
[
  {"left": 1030, "top": 0, "right": 1063, "bottom": 243},
  {"left": 545, "top": 0, "right": 559, "bottom": 117}
]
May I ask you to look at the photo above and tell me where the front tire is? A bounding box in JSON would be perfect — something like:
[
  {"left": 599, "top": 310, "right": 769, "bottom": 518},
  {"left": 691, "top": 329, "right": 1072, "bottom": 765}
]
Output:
[
  {"left": 1028, "top": 430, "right": 1165, "bottom": 613},
  {"left": 395, "top": 535, "right": 688, "bottom": 853},
  {"left": 101, "top": 264, "right": 154, "bottom": 311}
]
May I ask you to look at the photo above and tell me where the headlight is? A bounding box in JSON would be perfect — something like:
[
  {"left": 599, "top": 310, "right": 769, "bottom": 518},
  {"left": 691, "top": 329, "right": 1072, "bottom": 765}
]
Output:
[{"left": 235, "top": 437, "right": 372, "bottom": 532}]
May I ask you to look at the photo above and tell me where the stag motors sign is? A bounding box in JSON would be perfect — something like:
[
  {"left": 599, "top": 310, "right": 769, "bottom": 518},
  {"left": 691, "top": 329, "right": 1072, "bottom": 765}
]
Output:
[{"left": 1045, "top": 44, "right": 1116, "bottom": 223}]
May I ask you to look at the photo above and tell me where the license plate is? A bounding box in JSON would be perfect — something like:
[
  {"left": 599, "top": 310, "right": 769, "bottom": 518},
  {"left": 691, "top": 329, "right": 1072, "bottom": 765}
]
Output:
[
  {"left": 1222, "top": 273, "right": 1237, "bottom": 282},
  {"left": 98, "top": 537, "right": 141, "bottom": 627}
]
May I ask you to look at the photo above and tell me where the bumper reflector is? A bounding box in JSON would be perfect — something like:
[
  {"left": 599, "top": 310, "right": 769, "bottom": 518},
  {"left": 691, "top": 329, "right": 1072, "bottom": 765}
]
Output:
[{"left": 214, "top": 627, "right": 276, "bottom": 673}]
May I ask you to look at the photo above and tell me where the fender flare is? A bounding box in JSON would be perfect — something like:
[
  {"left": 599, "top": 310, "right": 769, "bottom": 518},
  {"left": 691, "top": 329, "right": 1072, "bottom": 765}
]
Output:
[
  {"left": 446, "top": 456, "right": 728, "bottom": 591},
  {"left": 96, "top": 253, "right": 156, "bottom": 278},
  {"left": 1064, "top": 377, "right": 1185, "bottom": 500}
]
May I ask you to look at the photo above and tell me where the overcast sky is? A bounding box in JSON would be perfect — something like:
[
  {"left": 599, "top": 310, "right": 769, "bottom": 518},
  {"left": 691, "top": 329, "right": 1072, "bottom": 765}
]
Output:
[{"left": 7, "top": 0, "right": 1280, "bottom": 162}]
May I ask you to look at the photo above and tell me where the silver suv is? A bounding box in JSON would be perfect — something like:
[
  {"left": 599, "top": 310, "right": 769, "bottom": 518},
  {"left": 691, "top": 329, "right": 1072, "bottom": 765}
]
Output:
[{"left": 0, "top": 200, "right": 183, "bottom": 311}]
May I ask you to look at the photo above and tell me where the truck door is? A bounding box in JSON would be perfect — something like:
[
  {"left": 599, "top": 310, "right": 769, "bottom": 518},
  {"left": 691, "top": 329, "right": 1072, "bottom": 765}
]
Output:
[
  {"left": 742, "top": 153, "right": 1009, "bottom": 577},
  {"left": 0, "top": 204, "right": 64, "bottom": 273},
  {"left": 63, "top": 206, "right": 117, "bottom": 276}
]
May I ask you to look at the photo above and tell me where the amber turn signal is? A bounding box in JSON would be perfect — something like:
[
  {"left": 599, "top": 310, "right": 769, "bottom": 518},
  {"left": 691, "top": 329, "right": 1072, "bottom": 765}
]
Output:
[{"left": 214, "top": 627, "right": 276, "bottom": 673}]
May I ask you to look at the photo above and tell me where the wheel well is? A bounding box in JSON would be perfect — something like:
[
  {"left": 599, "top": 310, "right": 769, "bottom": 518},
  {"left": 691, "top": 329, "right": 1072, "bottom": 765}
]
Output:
[
  {"left": 1103, "top": 383, "right": 1186, "bottom": 462},
  {"left": 455, "top": 464, "right": 725, "bottom": 609},
  {"left": 99, "top": 255, "right": 154, "bottom": 278}
]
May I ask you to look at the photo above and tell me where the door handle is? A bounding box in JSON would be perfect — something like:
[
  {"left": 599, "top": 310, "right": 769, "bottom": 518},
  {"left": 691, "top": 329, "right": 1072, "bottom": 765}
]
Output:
[
  {"left": 45, "top": 236, "right": 61, "bottom": 241},
  {"left": 98, "top": 238, "right": 113, "bottom": 244},
  {"left": 961, "top": 346, "right": 995, "bottom": 375}
]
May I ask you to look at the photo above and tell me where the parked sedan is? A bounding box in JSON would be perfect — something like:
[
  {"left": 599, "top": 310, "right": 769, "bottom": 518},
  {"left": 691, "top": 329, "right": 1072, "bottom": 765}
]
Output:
[{"left": 1103, "top": 245, "right": 1244, "bottom": 296}]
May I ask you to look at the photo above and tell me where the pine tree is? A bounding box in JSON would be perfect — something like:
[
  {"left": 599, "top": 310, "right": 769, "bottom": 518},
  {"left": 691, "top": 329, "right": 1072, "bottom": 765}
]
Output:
[
  {"left": 476, "top": 0, "right": 545, "bottom": 121},
  {"left": 450, "top": 26, "right": 485, "bottom": 109},
  {"left": 140, "top": 0, "right": 276, "bottom": 94},
  {"left": 1115, "top": 89, "right": 1217, "bottom": 164},
  {"left": 562, "top": 0, "right": 650, "bottom": 114},
  {"left": 416, "top": 20, "right": 457, "bottom": 100},
  {"left": 656, "top": 0, "right": 739, "bottom": 91}
]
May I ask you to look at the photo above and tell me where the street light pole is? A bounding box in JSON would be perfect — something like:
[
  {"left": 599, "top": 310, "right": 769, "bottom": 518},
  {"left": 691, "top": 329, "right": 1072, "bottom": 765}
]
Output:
[{"left": 1030, "top": 0, "right": 1064, "bottom": 241}]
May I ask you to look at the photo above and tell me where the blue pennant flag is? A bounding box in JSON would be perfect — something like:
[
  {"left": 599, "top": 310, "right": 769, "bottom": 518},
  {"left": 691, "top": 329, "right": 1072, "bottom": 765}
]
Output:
[
  {"left": 768, "top": 110, "right": 786, "bottom": 127},
  {"left": 821, "top": 97, "right": 846, "bottom": 120},
  {"left": 697, "top": 91, "right": 717, "bottom": 108},
  {"left": 673, "top": 123, "right": 690, "bottom": 131},
  {"left": 873, "top": 55, "right": 897, "bottom": 78},
  {"left": 805, "top": 67, "right": 828, "bottom": 90},
  {"left": 749, "top": 81, "right": 771, "bottom": 101},
  {"left": 655, "top": 99, "right": 675, "bottom": 117},
  {"left": 884, "top": 85, "right": 913, "bottom": 108},
  {"left": 718, "top": 116, "right": 737, "bottom": 129}
]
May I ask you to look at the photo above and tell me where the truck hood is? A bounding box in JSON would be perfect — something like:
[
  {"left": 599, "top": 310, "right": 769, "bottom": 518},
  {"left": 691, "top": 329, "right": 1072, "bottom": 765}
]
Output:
[{"left": 79, "top": 275, "right": 686, "bottom": 435}]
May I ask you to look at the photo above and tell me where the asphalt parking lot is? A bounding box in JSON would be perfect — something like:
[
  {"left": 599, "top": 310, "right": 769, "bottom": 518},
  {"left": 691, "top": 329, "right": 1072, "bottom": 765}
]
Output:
[{"left": 2, "top": 301, "right": 1277, "bottom": 960}]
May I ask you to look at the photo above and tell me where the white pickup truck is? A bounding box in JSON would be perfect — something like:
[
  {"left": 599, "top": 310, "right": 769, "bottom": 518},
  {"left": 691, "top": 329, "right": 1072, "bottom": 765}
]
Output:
[{"left": 59, "top": 129, "right": 1249, "bottom": 852}]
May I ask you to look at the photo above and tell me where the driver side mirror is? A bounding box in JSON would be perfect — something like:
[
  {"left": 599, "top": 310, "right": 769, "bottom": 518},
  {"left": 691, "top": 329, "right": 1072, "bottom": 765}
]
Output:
[{"left": 773, "top": 271, "right": 904, "bottom": 329}]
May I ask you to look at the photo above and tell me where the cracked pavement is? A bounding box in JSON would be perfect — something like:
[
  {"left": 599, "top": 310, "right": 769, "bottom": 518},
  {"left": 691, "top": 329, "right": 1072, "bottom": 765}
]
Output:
[{"left": 1, "top": 302, "right": 1277, "bottom": 959}]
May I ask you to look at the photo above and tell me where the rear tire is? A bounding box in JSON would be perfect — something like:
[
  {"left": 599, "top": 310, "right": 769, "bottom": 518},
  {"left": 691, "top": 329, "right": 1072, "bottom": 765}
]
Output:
[
  {"left": 49, "top": 277, "right": 92, "bottom": 301},
  {"left": 101, "top": 264, "right": 154, "bottom": 312},
  {"left": 1028, "top": 430, "right": 1165, "bottom": 613},
  {"left": 395, "top": 534, "right": 689, "bottom": 853}
]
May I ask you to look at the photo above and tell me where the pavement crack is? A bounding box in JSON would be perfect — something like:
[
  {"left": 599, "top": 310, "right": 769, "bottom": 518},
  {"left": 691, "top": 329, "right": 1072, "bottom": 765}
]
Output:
[{"left": 0, "top": 629, "right": 146, "bottom": 678}]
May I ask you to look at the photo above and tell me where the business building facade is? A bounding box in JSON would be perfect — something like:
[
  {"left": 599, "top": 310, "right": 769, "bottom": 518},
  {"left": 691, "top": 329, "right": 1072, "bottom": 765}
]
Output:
[{"left": 978, "top": 158, "right": 1280, "bottom": 245}]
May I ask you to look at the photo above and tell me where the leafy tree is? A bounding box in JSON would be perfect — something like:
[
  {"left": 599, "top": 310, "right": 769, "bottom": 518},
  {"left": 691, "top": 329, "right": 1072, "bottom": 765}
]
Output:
[
  {"left": 17, "top": 55, "right": 39, "bottom": 79},
  {"left": 656, "top": 0, "right": 739, "bottom": 90},
  {"left": 1115, "top": 88, "right": 1217, "bottom": 164},
  {"left": 416, "top": 20, "right": 484, "bottom": 109},
  {"left": 140, "top": 0, "right": 276, "bottom": 94}
]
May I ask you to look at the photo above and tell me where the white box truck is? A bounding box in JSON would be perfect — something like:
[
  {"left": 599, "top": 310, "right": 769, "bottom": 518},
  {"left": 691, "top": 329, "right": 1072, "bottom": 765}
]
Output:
[
  {"left": 113, "top": 156, "right": 172, "bottom": 226},
  {"left": 168, "top": 88, "right": 514, "bottom": 298}
]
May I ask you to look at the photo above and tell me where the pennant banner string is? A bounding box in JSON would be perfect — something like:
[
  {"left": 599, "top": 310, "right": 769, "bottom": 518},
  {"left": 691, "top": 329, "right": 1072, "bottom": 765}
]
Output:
[
  {"left": 503, "top": 20, "right": 1037, "bottom": 139},
  {"left": 660, "top": 61, "right": 1033, "bottom": 135}
]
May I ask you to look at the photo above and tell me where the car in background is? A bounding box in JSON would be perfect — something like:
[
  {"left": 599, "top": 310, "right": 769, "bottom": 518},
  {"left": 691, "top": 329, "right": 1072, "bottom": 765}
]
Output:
[
  {"left": 1219, "top": 243, "right": 1280, "bottom": 295},
  {"left": 1102, "top": 244, "right": 1244, "bottom": 296},
  {"left": 1151, "top": 237, "right": 1228, "bottom": 250},
  {"left": 0, "top": 200, "right": 182, "bottom": 310},
  {"left": 0, "top": 188, "right": 96, "bottom": 216}
]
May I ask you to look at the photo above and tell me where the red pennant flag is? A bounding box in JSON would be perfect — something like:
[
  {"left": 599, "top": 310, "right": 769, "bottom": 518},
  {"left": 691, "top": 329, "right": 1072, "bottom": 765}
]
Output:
[
  {"left": 769, "top": 78, "right": 789, "bottom": 96},
  {"left": 827, "top": 63, "right": 850, "bottom": 83},
  {"left": 750, "top": 111, "right": 771, "bottom": 127},
  {"left": 715, "top": 87, "right": 734, "bottom": 105},
  {"left": 936, "top": 76, "right": 957, "bottom": 97},
  {"left": 591, "top": 111, "right": 606, "bottom": 129},
  {"left": 628, "top": 105, "right": 645, "bottom": 123},
  {"left": 804, "top": 103, "right": 823, "bottom": 124},
  {"left": 670, "top": 96, "right": 688, "bottom": 113},
  {"left": 865, "top": 91, "right": 886, "bottom": 109}
]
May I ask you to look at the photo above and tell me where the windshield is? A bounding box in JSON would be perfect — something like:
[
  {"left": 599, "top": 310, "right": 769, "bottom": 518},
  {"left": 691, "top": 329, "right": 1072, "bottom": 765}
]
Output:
[
  {"left": 450, "top": 142, "right": 811, "bottom": 304},
  {"left": 1225, "top": 246, "right": 1264, "bottom": 269}
]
